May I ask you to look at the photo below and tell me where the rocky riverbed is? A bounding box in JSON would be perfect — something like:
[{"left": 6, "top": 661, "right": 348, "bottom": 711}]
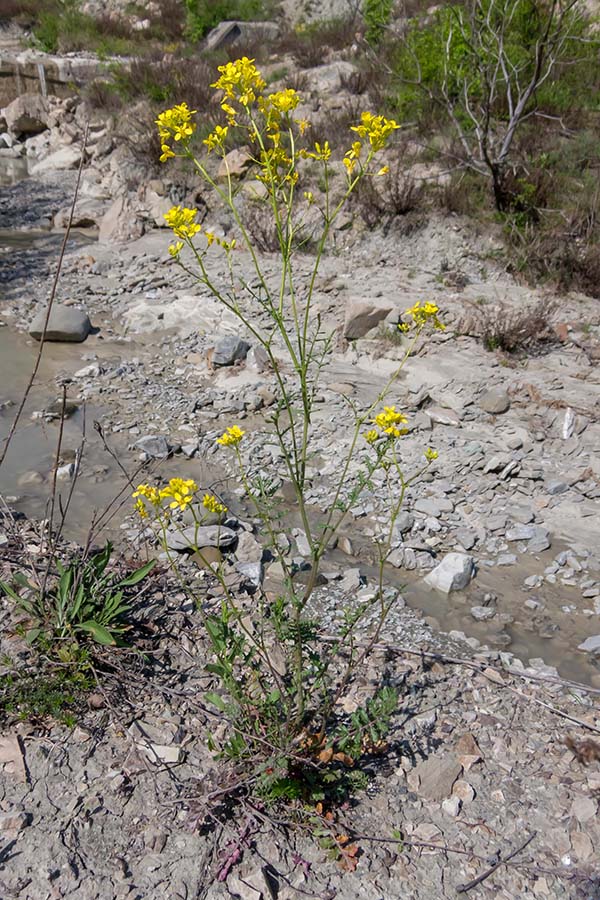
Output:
[{"left": 1, "top": 37, "right": 600, "bottom": 898}]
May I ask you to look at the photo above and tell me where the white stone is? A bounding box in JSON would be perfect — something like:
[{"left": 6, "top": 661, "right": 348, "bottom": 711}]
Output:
[{"left": 424, "top": 553, "right": 474, "bottom": 593}]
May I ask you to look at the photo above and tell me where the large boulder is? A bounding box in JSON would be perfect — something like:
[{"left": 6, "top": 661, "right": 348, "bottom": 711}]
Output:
[
  {"left": 4, "top": 95, "right": 49, "bottom": 137},
  {"left": 98, "top": 196, "right": 144, "bottom": 244},
  {"left": 204, "top": 20, "right": 279, "bottom": 52},
  {"left": 29, "top": 305, "right": 91, "bottom": 343},
  {"left": 343, "top": 298, "right": 394, "bottom": 340},
  {"left": 30, "top": 146, "right": 82, "bottom": 174},
  {"left": 424, "top": 553, "right": 474, "bottom": 593},
  {"left": 53, "top": 199, "right": 106, "bottom": 229},
  {"left": 217, "top": 147, "right": 253, "bottom": 181}
]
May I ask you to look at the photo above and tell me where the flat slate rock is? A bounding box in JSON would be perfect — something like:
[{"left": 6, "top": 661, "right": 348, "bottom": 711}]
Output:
[
  {"left": 29, "top": 305, "right": 91, "bottom": 343},
  {"left": 166, "top": 525, "right": 237, "bottom": 552}
]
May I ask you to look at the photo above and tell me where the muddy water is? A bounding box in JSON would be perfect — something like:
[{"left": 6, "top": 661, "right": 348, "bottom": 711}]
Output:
[{"left": 0, "top": 327, "right": 214, "bottom": 544}]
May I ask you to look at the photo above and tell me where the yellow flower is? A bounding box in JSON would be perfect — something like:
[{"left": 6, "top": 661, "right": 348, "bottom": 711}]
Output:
[
  {"left": 132, "top": 484, "right": 162, "bottom": 505},
  {"left": 202, "top": 493, "right": 227, "bottom": 515},
  {"left": 156, "top": 103, "right": 197, "bottom": 162},
  {"left": 301, "top": 141, "right": 331, "bottom": 162},
  {"left": 164, "top": 206, "right": 202, "bottom": 240},
  {"left": 350, "top": 112, "right": 399, "bottom": 152},
  {"left": 425, "top": 448, "right": 439, "bottom": 462},
  {"left": 373, "top": 406, "right": 408, "bottom": 431},
  {"left": 397, "top": 322, "right": 410, "bottom": 333},
  {"left": 169, "top": 241, "right": 184, "bottom": 258},
  {"left": 134, "top": 498, "right": 148, "bottom": 518},
  {"left": 377, "top": 165, "right": 389, "bottom": 176},
  {"left": 216, "top": 425, "right": 245, "bottom": 447},
  {"left": 406, "top": 301, "right": 445, "bottom": 331},
  {"left": 364, "top": 429, "right": 379, "bottom": 445},
  {"left": 211, "top": 57, "right": 266, "bottom": 106},
  {"left": 205, "top": 231, "right": 216, "bottom": 247},
  {"left": 203, "top": 124, "right": 228, "bottom": 152},
  {"left": 303, "top": 191, "right": 314, "bottom": 204},
  {"left": 159, "top": 477, "right": 198, "bottom": 511},
  {"left": 259, "top": 89, "right": 301, "bottom": 133},
  {"left": 159, "top": 143, "right": 175, "bottom": 163},
  {"left": 296, "top": 118, "right": 310, "bottom": 135}
]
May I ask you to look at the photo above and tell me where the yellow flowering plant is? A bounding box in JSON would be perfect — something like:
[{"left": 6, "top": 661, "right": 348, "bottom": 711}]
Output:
[{"left": 147, "top": 59, "right": 444, "bottom": 807}]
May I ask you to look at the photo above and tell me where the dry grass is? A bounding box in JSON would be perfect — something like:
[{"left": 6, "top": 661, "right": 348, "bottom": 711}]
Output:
[
  {"left": 351, "top": 159, "right": 424, "bottom": 229},
  {"left": 458, "top": 297, "right": 558, "bottom": 353}
]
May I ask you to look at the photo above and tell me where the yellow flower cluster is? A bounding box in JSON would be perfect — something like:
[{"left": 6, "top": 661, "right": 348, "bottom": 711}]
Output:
[
  {"left": 405, "top": 301, "right": 445, "bottom": 331},
  {"left": 160, "top": 477, "right": 198, "bottom": 510},
  {"left": 216, "top": 425, "right": 245, "bottom": 447},
  {"left": 211, "top": 57, "right": 266, "bottom": 116},
  {"left": 300, "top": 141, "right": 332, "bottom": 163},
  {"left": 259, "top": 89, "right": 301, "bottom": 134},
  {"left": 164, "top": 206, "right": 202, "bottom": 240},
  {"left": 350, "top": 112, "right": 400, "bottom": 152},
  {"left": 368, "top": 405, "right": 409, "bottom": 440},
  {"left": 203, "top": 124, "right": 228, "bottom": 153},
  {"left": 132, "top": 484, "right": 161, "bottom": 505},
  {"left": 156, "top": 102, "right": 197, "bottom": 162},
  {"left": 203, "top": 493, "right": 227, "bottom": 515},
  {"left": 424, "top": 448, "right": 439, "bottom": 461},
  {"left": 343, "top": 140, "right": 362, "bottom": 175},
  {"left": 132, "top": 482, "right": 162, "bottom": 519},
  {"left": 132, "top": 478, "right": 199, "bottom": 516}
]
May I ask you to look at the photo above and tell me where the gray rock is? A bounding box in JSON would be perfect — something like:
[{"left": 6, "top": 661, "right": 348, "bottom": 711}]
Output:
[
  {"left": 414, "top": 497, "right": 454, "bottom": 517},
  {"left": 236, "top": 531, "right": 263, "bottom": 563},
  {"left": 455, "top": 528, "right": 477, "bottom": 550},
  {"left": 343, "top": 298, "right": 393, "bottom": 340},
  {"left": 166, "top": 525, "right": 237, "bottom": 552},
  {"left": 217, "top": 147, "right": 253, "bottom": 180},
  {"left": 31, "top": 146, "right": 82, "bottom": 175},
  {"left": 0, "top": 809, "right": 30, "bottom": 832},
  {"left": 578, "top": 635, "right": 600, "bottom": 654},
  {"left": 4, "top": 94, "right": 49, "bottom": 136},
  {"left": 235, "top": 560, "right": 263, "bottom": 590},
  {"left": 339, "top": 567, "right": 363, "bottom": 592},
  {"left": 479, "top": 388, "right": 510, "bottom": 414},
  {"left": 426, "top": 406, "right": 462, "bottom": 426},
  {"left": 395, "top": 511, "right": 414, "bottom": 534},
  {"left": 424, "top": 553, "right": 474, "bottom": 593},
  {"left": 506, "top": 524, "right": 537, "bottom": 542},
  {"left": 546, "top": 480, "right": 568, "bottom": 495},
  {"left": 413, "top": 754, "right": 462, "bottom": 801},
  {"left": 212, "top": 335, "right": 250, "bottom": 367},
  {"left": 204, "top": 19, "right": 279, "bottom": 52},
  {"left": 135, "top": 435, "right": 170, "bottom": 458},
  {"left": 470, "top": 605, "right": 496, "bottom": 621},
  {"left": 570, "top": 797, "right": 598, "bottom": 823},
  {"left": 497, "top": 553, "right": 517, "bottom": 566},
  {"left": 29, "top": 305, "right": 91, "bottom": 343},
  {"left": 484, "top": 454, "right": 511, "bottom": 474},
  {"left": 528, "top": 532, "right": 551, "bottom": 553}
]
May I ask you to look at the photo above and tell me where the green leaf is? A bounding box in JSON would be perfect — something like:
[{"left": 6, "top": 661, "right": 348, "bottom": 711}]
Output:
[
  {"left": 205, "top": 662, "right": 228, "bottom": 678},
  {"left": 13, "top": 572, "right": 31, "bottom": 589},
  {"left": 91, "top": 542, "right": 113, "bottom": 577},
  {"left": 0, "top": 580, "right": 22, "bottom": 603},
  {"left": 118, "top": 558, "right": 156, "bottom": 587},
  {"left": 77, "top": 621, "right": 116, "bottom": 645},
  {"left": 204, "top": 691, "right": 227, "bottom": 711},
  {"left": 25, "top": 627, "right": 43, "bottom": 645},
  {"left": 70, "top": 583, "right": 85, "bottom": 620}
]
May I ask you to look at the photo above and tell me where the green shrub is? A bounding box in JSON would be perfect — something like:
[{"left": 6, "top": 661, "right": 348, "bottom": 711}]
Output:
[{"left": 364, "top": 0, "right": 394, "bottom": 45}]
